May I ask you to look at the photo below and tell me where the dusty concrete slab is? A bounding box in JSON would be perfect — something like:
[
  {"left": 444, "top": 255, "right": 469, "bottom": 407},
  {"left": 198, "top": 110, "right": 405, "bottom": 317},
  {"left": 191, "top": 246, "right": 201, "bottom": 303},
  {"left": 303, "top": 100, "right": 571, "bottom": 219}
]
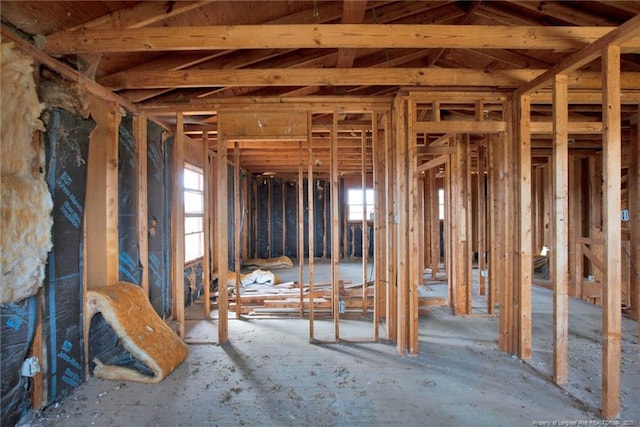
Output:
[{"left": 27, "top": 302, "right": 637, "bottom": 426}]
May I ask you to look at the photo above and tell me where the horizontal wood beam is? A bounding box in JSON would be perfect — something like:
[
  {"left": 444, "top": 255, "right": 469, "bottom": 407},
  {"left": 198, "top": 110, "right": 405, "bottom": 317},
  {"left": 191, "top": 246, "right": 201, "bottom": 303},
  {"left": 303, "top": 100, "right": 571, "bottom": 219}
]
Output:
[
  {"left": 141, "top": 96, "right": 393, "bottom": 114},
  {"left": 516, "top": 13, "right": 640, "bottom": 96},
  {"left": 418, "top": 155, "right": 448, "bottom": 172},
  {"left": 0, "top": 26, "right": 139, "bottom": 113},
  {"left": 530, "top": 121, "right": 603, "bottom": 134},
  {"left": 45, "top": 24, "right": 640, "bottom": 54},
  {"left": 100, "top": 68, "right": 545, "bottom": 90},
  {"left": 530, "top": 91, "right": 640, "bottom": 104},
  {"left": 414, "top": 120, "right": 507, "bottom": 133},
  {"left": 59, "top": 1, "right": 211, "bottom": 32}
]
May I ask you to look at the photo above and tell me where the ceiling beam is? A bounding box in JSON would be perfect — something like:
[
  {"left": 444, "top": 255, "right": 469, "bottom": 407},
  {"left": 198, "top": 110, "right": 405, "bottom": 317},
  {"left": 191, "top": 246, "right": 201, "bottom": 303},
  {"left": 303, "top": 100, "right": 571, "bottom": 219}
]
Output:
[
  {"left": 427, "top": 1, "right": 481, "bottom": 67},
  {"left": 510, "top": 1, "right": 620, "bottom": 26},
  {"left": 100, "top": 68, "right": 640, "bottom": 90},
  {"left": 45, "top": 24, "right": 640, "bottom": 54},
  {"left": 516, "top": 13, "right": 640, "bottom": 96},
  {"left": 55, "top": 1, "right": 211, "bottom": 33},
  {"left": 335, "top": 0, "right": 368, "bottom": 68}
]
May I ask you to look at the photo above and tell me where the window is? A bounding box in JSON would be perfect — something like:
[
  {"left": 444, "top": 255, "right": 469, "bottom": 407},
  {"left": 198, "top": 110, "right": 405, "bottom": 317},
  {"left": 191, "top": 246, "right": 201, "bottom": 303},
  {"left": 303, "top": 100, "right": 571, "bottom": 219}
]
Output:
[
  {"left": 438, "top": 188, "right": 445, "bottom": 220},
  {"left": 347, "top": 188, "right": 374, "bottom": 222},
  {"left": 184, "top": 164, "right": 204, "bottom": 262}
]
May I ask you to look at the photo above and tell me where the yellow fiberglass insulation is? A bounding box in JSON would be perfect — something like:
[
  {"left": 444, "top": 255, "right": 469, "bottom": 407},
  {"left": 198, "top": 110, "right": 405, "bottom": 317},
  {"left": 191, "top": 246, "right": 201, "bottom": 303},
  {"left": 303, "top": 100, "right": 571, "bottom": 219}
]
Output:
[
  {"left": 1, "top": 176, "right": 53, "bottom": 303},
  {"left": 1, "top": 42, "right": 52, "bottom": 303},
  {"left": 1, "top": 42, "right": 45, "bottom": 176}
]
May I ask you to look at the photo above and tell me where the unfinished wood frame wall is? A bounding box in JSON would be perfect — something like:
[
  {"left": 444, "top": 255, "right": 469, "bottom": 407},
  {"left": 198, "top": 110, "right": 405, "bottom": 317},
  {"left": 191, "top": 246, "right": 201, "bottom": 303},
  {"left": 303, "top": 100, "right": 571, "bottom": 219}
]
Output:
[
  {"left": 515, "top": 14, "right": 640, "bottom": 415},
  {"left": 171, "top": 113, "right": 186, "bottom": 339},
  {"left": 391, "top": 95, "right": 419, "bottom": 355},
  {"left": 85, "top": 95, "right": 120, "bottom": 289},
  {"left": 630, "top": 108, "right": 640, "bottom": 334}
]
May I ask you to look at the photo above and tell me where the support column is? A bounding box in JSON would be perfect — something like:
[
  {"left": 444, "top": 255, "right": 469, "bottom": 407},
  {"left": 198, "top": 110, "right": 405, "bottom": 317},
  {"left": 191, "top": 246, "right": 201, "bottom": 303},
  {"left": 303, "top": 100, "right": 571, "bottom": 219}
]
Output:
[
  {"left": 518, "top": 95, "right": 532, "bottom": 359},
  {"left": 552, "top": 74, "right": 569, "bottom": 384},
  {"left": 331, "top": 112, "right": 340, "bottom": 340},
  {"left": 86, "top": 95, "right": 119, "bottom": 289},
  {"left": 629, "top": 107, "right": 640, "bottom": 333},
  {"left": 601, "top": 44, "right": 622, "bottom": 420},
  {"left": 234, "top": 142, "right": 241, "bottom": 318},
  {"left": 134, "top": 116, "right": 149, "bottom": 295},
  {"left": 298, "top": 141, "right": 305, "bottom": 318},
  {"left": 172, "top": 113, "right": 185, "bottom": 338},
  {"left": 216, "top": 134, "right": 229, "bottom": 343},
  {"left": 202, "top": 135, "right": 211, "bottom": 319},
  {"left": 308, "top": 112, "right": 316, "bottom": 341}
]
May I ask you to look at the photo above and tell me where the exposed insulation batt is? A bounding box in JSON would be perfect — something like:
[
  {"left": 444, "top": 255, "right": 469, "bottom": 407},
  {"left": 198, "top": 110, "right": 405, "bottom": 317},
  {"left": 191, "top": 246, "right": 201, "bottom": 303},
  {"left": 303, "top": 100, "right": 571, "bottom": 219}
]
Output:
[
  {"left": 1, "top": 42, "right": 52, "bottom": 304},
  {"left": 214, "top": 269, "right": 281, "bottom": 287},
  {"left": 243, "top": 255, "right": 294, "bottom": 269},
  {"left": 1, "top": 176, "right": 53, "bottom": 303},
  {"left": 1, "top": 42, "right": 45, "bottom": 175},
  {"left": 86, "top": 282, "right": 188, "bottom": 383}
]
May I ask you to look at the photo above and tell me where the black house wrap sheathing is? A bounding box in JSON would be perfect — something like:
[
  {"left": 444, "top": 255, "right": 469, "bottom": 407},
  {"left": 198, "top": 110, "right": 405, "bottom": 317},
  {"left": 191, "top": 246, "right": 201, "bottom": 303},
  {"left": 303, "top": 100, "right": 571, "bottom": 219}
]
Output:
[
  {"left": 118, "top": 113, "right": 141, "bottom": 285},
  {"left": 43, "top": 108, "right": 94, "bottom": 405},
  {"left": 147, "top": 125, "right": 172, "bottom": 318},
  {"left": 0, "top": 296, "right": 38, "bottom": 426},
  {"left": 255, "top": 178, "right": 334, "bottom": 260},
  {"left": 284, "top": 181, "right": 297, "bottom": 258}
]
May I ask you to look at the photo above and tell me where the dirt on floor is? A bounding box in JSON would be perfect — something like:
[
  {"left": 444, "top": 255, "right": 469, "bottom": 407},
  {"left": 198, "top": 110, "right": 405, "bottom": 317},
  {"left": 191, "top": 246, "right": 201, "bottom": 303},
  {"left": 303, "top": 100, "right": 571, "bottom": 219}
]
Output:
[{"left": 22, "top": 264, "right": 640, "bottom": 426}]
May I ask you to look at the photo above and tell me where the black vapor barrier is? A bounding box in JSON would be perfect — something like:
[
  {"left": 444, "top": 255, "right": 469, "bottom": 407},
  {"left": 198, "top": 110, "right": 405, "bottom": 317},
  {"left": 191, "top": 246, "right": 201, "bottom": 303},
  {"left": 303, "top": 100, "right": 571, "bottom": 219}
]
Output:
[
  {"left": 147, "top": 124, "right": 172, "bottom": 318},
  {"left": 284, "top": 181, "right": 297, "bottom": 258},
  {"left": 1, "top": 296, "right": 38, "bottom": 426},
  {"left": 44, "top": 108, "right": 94, "bottom": 404},
  {"left": 88, "top": 313, "right": 153, "bottom": 379},
  {"left": 254, "top": 178, "right": 333, "bottom": 260},
  {"left": 118, "top": 113, "right": 141, "bottom": 285},
  {"left": 185, "top": 262, "right": 203, "bottom": 305}
]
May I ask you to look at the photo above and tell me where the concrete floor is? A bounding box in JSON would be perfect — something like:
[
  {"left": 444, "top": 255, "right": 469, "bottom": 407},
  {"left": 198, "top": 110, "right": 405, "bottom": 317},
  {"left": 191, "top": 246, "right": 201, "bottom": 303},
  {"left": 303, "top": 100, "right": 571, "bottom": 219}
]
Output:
[{"left": 27, "top": 262, "right": 640, "bottom": 426}]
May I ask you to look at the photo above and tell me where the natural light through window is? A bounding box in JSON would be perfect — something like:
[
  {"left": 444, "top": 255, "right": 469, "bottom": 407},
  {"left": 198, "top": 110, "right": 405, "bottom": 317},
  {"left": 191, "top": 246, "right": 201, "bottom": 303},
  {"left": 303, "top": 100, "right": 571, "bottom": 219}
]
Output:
[
  {"left": 438, "top": 188, "right": 445, "bottom": 220},
  {"left": 347, "top": 188, "right": 374, "bottom": 222},
  {"left": 184, "top": 164, "right": 204, "bottom": 262}
]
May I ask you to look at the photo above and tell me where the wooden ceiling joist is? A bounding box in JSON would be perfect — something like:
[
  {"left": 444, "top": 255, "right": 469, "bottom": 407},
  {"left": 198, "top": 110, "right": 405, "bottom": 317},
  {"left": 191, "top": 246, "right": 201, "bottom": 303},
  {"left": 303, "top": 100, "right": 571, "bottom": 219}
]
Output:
[
  {"left": 100, "top": 68, "right": 640, "bottom": 91},
  {"left": 44, "top": 24, "right": 640, "bottom": 54},
  {"left": 517, "top": 13, "right": 640, "bottom": 96}
]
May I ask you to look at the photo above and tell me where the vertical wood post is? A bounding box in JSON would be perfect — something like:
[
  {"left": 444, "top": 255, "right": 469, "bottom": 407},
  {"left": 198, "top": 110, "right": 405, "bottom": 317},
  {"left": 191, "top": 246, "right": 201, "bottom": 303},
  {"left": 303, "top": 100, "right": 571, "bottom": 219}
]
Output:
[
  {"left": 202, "top": 135, "right": 211, "bottom": 318},
  {"left": 552, "top": 74, "right": 569, "bottom": 384},
  {"left": 385, "top": 111, "right": 397, "bottom": 342},
  {"left": 394, "top": 96, "right": 409, "bottom": 353},
  {"left": 408, "top": 100, "right": 420, "bottom": 354},
  {"left": 234, "top": 142, "right": 241, "bottom": 318},
  {"left": 518, "top": 95, "right": 532, "bottom": 359},
  {"left": 216, "top": 133, "right": 229, "bottom": 343},
  {"left": 628, "top": 107, "right": 640, "bottom": 335},
  {"left": 298, "top": 141, "right": 305, "bottom": 318},
  {"left": 487, "top": 134, "right": 498, "bottom": 315},
  {"left": 569, "top": 158, "right": 583, "bottom": 298},
  {"left": 331, "top": 112, "right": 340, "bottom": 340},
  {"left": 172, "top": 113, "right": 185, "bottom": 338},
  {"left": 362, "top": 132, "right": 368, "bottom": 314},
  {"left": 477, "top": 145, "right": 487, "bottom": 296},
  {"left": 373, "top": 115, "right": 386, "bottom": 341},
  {"left": 308, "top": 112, "right": 316, "bottom": 340},
  {"left": 429, "top": 169, "right": 440, "bottom": 279},
  {"left": 134, "top": 116, "right": 149, "bottom": 295},
  {"left": 601, "top": 44, "right": 622, "bottom": 419},
  {"left": 86, "top": 95, "right": 120, "bottom": 289}
]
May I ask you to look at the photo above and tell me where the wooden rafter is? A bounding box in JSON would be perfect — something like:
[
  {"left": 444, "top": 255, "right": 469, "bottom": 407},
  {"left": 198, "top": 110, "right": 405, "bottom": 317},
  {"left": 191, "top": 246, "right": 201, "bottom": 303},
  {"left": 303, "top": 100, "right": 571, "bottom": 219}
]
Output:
[
  {"left": 99, "top": 68, "right": 640, "bottom": 90},
  {"left": 45, "top": 24, "right": 640, "bottom": 54},
  {"left": 516, "top": 13, "right": 640, "bottom": 96},
  {"left": 52, "top": 1, "right": 211, "bottom": 32},
  {"left": 335, "top": 0, "right": 368, "bottom": 68}
]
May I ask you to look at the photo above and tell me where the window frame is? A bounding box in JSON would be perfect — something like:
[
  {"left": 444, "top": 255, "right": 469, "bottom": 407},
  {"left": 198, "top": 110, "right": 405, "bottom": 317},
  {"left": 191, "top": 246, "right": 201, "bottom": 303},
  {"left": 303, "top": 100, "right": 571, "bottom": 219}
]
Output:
[
  {"left": 184, "top": 163, "right": 204, "bottom": 263},
  {"left": 346, "top": 187, "right": 375, "bottom": 223}
]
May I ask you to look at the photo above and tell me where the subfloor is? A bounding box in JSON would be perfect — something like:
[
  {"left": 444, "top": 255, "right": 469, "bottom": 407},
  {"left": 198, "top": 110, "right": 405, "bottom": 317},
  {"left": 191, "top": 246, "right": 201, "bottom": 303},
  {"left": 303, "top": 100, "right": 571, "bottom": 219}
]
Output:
[{"left": 27, "top": 262, "right": 639, "bottom": 426}]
